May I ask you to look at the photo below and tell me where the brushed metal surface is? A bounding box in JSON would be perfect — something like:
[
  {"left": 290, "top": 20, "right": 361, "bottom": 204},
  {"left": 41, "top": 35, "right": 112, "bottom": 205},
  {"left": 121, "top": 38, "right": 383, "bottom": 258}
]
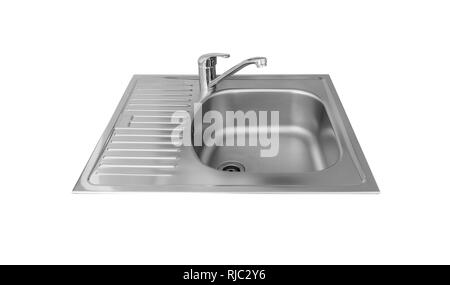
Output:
[{"left": 74, "top": 75, "right": 378, "bottom": 193}]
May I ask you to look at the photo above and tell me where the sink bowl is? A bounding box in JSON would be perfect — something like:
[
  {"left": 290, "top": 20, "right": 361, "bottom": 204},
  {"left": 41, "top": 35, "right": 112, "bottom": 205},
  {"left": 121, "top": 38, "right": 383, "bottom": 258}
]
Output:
[
  {"left": 74, "top": 75, "right": 378, "bottom": 193},
  {"left": 193, "top": 89, "right": 340, "bottom": 173}
]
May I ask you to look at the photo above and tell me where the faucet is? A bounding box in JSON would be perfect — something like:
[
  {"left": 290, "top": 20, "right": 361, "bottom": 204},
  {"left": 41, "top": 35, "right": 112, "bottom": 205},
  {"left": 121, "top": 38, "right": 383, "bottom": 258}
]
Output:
[{"left": 198, "top": 53, "right": 267, "bottom": 99}]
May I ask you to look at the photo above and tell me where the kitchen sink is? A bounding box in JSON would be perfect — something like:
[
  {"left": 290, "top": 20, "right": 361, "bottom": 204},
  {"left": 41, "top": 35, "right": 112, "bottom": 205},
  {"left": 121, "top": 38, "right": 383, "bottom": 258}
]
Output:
[
  {"left": 74, "top": 51, "right": 377, "bottom": 192},
  {"left": 74, "top": 74, "right": 378, "bottom": 192}
]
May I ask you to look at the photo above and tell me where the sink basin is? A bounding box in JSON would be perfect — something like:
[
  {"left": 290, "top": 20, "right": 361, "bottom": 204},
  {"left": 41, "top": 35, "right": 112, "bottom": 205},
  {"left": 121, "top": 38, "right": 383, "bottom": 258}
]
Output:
[
  {"left": 74, "top": 75, "right": 378, "bottom": 193},
  {"left": 193, "top": 89, "right": 340, "bottom": 173}
]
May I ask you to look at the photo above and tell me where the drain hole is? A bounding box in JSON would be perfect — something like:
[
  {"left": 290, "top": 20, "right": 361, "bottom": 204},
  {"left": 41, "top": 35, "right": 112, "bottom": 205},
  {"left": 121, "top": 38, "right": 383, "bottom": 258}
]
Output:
[
  {"left": 222, "top": 165, "right": 241, "bottom": 172},
  {"left": 217, "top": 162, "right": 245, "bottom": 172}
]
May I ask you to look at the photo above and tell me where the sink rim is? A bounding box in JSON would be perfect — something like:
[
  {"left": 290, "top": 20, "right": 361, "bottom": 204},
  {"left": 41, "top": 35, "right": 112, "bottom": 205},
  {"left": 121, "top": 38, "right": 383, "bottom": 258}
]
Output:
[{"left": 202, "top": 87, "right": 325, "bottom": 103}]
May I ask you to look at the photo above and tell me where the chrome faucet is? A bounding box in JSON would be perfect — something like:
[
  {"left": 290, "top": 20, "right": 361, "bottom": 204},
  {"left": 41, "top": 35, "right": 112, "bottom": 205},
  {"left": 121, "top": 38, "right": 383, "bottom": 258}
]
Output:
[{"left": 198, "top": 53, "right": 267, "bottom": 99}]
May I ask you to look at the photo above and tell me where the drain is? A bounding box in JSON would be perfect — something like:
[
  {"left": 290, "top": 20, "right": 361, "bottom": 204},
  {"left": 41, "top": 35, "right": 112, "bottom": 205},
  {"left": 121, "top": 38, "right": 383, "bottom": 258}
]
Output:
[{"left": 217, "top": 161, "right": 245, "bottom": 172}]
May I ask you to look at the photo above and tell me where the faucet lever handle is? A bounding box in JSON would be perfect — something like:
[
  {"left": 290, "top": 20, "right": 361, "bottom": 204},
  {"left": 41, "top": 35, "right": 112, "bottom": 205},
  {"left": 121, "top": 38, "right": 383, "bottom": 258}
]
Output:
[{"left": 198, "top": 53, "right": 230, "bottom": 67}]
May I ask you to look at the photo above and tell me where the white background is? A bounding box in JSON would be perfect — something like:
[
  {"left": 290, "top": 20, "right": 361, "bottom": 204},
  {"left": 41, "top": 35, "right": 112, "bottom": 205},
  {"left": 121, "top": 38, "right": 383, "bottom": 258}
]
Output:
[{"left": 1, "top": 0, "right": 449, "bottom": 264}]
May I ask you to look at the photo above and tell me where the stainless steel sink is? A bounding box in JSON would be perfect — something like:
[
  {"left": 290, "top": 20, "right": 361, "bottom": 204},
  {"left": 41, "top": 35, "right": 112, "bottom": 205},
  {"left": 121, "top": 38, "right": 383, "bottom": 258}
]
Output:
[{"left": 74, "top": 74, "right": 378, "bottom": 192}]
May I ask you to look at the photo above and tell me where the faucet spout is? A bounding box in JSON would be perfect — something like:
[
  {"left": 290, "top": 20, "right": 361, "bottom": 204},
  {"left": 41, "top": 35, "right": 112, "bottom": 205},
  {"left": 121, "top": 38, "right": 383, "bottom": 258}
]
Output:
[
  {"left": 198, "top": 53, "right": 267, "bottom": 100},
  {"left": 209, "top": 57, "right": 267, "bottom": 87}
]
